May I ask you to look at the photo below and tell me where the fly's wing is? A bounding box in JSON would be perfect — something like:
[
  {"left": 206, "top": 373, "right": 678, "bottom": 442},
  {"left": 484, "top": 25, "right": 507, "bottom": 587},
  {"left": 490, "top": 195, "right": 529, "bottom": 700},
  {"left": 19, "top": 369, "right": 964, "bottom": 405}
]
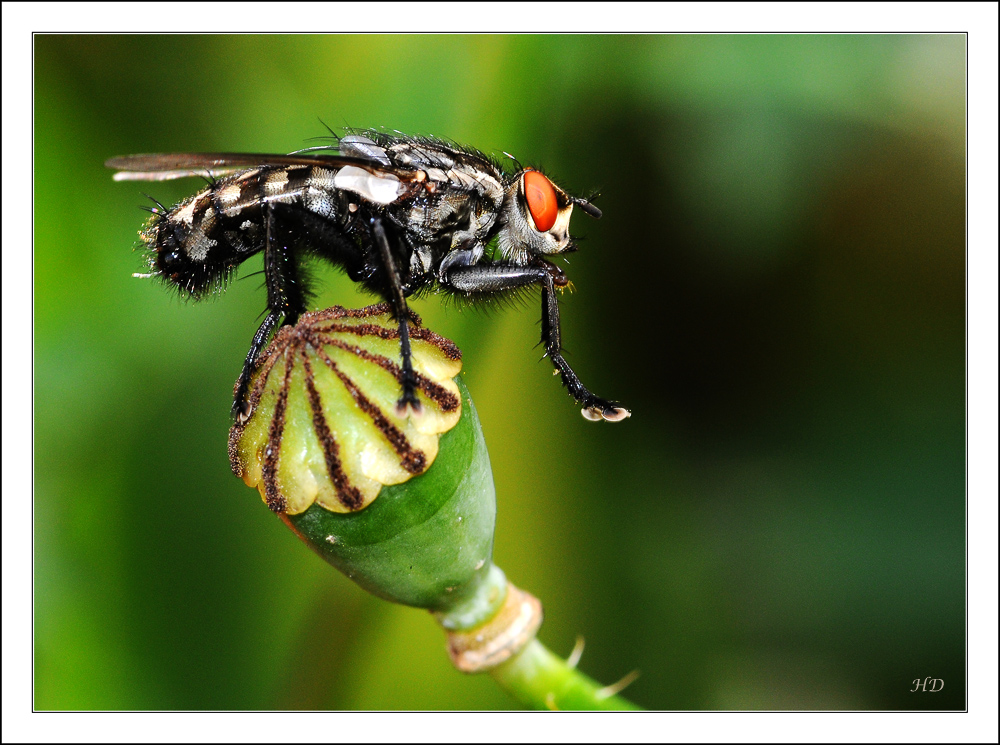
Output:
[{"left": 105, "top": 152, "right": 423, "bottom": 183}]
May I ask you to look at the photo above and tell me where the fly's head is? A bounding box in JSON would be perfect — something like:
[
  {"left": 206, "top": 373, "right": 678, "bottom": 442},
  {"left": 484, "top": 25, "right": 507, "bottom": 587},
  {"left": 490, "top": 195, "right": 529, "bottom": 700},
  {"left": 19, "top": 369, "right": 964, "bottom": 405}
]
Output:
[{"left": 498, "top": 169, "right": 602, "bottom": 263}]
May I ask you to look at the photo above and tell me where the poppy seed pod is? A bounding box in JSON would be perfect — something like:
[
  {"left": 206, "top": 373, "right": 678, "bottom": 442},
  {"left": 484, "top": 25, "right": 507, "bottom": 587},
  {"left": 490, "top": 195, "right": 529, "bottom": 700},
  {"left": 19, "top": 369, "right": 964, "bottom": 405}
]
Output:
[
  {"left": 225, "top": 305, "right": 641, "bottom": 705},
  {"left": 228, "top": 305, "right": 533, "bottom": 640}
]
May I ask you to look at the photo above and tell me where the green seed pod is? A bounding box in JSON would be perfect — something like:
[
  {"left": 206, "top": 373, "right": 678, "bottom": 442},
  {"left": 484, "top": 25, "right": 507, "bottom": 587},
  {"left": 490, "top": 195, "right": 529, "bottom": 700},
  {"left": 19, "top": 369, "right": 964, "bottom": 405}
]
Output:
[
  {"left": 228, "top": 305, "right": 513, "bottom": 624},
  {"left": 227, "top": 305, "right": 639, "bottom": 705}
]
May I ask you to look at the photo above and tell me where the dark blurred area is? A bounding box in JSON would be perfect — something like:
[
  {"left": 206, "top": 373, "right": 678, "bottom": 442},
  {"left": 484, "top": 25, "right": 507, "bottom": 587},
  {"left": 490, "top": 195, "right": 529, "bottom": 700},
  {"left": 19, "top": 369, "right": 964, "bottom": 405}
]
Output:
[{"left": 34, "top": 35, "right": 965, "bottom": 710}]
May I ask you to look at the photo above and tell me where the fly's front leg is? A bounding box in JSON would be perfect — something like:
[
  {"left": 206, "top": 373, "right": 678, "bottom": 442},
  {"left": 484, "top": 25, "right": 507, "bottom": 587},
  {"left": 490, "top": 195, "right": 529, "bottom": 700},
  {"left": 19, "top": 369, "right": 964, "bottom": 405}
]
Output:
[
  {"left": 444, "top": 261, "right": 630, "bottom": 422},
  {"left": 371, "top": 216, "right": 420, "bottom": 416},
  {"left": 233, "top": 203, "right": 307, "bottom": 422},
  {"left": 539, "top": 276, "right": 629, "bottom": 421}
]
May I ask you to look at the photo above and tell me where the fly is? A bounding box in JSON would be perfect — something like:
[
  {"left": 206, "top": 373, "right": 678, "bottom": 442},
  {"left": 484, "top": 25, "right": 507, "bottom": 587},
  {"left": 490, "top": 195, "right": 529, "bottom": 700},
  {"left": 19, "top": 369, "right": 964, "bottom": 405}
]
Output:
[{"left": 107, "top": 129, "right": 630, "bottom": 423}]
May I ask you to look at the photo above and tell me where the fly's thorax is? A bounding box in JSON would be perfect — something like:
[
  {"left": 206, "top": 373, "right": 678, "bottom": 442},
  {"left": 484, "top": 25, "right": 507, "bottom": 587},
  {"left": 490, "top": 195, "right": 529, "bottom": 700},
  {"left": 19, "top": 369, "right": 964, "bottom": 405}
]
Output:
[
  {"left": 344, "top": 132, "right": 506, "bottom": 204},
  {"left": 497, "top": 170, "right": 576, "bottom": 261}
]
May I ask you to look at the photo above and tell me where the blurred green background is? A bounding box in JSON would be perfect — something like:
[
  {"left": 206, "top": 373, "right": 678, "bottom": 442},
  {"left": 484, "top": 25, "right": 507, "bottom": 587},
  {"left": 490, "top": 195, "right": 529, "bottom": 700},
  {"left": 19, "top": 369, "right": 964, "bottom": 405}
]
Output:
[{"left": 34, "top": 35, "right": 965, "bottom": 710}]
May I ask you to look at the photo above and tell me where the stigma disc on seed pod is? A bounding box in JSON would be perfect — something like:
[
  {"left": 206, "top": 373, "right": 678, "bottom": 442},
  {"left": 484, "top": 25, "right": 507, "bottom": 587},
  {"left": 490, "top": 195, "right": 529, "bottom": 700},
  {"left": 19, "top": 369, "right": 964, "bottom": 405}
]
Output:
[{"left": 229, "top": 304, "right": 463, "bottom": 514}]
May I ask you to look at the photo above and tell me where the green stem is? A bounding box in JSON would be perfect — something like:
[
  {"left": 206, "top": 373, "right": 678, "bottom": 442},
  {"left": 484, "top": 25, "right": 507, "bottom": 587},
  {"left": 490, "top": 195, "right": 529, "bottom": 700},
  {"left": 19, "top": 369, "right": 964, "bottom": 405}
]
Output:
[{"left": 488, "top": 639, "right": 642, "bottom": 711}]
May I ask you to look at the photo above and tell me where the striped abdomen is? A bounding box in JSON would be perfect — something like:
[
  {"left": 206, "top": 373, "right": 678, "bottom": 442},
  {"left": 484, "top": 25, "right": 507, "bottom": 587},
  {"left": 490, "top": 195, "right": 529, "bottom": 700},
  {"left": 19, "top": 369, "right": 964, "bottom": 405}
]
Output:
[{"left": 143, "top": 165, "right": 352, "bottom": 297}]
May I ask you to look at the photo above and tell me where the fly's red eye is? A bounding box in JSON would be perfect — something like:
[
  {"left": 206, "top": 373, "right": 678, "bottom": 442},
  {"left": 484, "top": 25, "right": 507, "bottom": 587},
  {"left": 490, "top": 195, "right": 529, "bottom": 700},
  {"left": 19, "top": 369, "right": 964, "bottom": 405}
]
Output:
[{"left": 523, "top": 170, "right": 558, "bottom": 232}]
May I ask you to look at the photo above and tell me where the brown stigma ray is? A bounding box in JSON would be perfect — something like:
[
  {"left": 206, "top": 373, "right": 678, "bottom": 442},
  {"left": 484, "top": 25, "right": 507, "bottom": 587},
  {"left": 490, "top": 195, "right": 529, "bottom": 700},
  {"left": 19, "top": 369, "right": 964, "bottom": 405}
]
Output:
[
  {"left": 229, "top": 331, "right": 293, "bottom": 477},
  {"left": 261, "top": 350, "right": 293, "bottom": 513},
  {"left": 236, "top": 322, "right": 294, "bottom": 415},
  {"left": 308, "top": 305, "right": 460, "bottom": 360},
  {"left": 315, "top": 333, "right": 460, "bottom": 414},
  {"left": 300, "top": 351, "right": 365, "bottom": 511},
  {"left": 315, "top": 320, "right": 462, "bottom": 362},
  {"left": 319, "top": 302, "right": 398, "bottom": 320},
  {"left": 408, "top": 326, "right": 463, "bottom": 361},
  {"left": 311, "top": 342, "right": 428, "bottom": 475}
]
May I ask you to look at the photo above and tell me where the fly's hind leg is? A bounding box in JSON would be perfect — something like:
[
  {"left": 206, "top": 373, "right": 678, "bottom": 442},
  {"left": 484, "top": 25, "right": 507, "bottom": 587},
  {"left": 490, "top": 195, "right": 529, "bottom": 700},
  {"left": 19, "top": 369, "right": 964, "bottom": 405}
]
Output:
[
  {"left": 370, "top": 216, "right": 420, "bottom": 416},
  {"left": 233, "top": 312, "right": 282, "bottom": 422},
  {"left": 233, "top": 203, "right": 308, "bottom": 422}
]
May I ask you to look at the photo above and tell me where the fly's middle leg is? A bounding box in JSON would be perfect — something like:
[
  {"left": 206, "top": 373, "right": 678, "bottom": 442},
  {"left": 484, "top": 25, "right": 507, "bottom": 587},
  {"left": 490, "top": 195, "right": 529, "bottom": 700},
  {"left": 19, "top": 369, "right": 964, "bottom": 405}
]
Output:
[{"left": 371, "top": 216, "right": 420, "bottom": 416}]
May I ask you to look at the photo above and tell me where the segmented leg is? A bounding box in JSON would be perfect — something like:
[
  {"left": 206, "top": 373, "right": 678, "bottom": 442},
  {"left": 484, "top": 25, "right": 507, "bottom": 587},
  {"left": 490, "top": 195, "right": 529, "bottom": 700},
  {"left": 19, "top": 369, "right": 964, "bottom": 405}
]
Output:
[
  {"left": 233, "top": 204, "right": 308, "bottom": 422},
  {"left": 443, "top": 259, "right": 629, "bottom": 421},
  {"left": 370, "top": 216, "right": 420, "bottom": 415},
  {"left": 233, "top": 313, "right": 281, "bottom": 422}
]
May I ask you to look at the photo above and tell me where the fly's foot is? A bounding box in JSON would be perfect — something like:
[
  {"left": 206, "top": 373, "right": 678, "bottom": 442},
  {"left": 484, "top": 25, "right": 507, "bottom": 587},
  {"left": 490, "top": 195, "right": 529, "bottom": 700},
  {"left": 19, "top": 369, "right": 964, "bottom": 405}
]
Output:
[
  {"left": 235, "top": 399, "right": 254, "bottom": 426},
  {"left": 395, "top": 396, "right": 423, "bottom": 418},
  {"left": 394, "top": 380, "right": 423, "bottom": 418},
  {"left": 580, "top": 399, "right": 631, "bottom": 423},
  {"left": 233, "top": 375, "right": 254, "bottom": 424}
]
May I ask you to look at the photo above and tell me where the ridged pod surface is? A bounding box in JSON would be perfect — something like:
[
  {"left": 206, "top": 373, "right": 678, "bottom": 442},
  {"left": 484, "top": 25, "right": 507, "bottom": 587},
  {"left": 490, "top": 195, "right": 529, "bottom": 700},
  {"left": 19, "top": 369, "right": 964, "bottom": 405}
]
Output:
[
  {"left": 228, "top": 305, "right": 503, "bottom": 613},
  {"left": 229, "top": 304, "right": 463, "bottom": 514}
]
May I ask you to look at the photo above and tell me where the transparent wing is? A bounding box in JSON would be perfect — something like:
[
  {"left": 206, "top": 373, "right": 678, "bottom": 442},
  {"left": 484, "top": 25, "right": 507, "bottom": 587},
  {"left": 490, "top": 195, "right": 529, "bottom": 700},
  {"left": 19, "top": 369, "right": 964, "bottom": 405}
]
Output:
[{"left": 105, "top": 152, "right": 420, "bottom": 182}]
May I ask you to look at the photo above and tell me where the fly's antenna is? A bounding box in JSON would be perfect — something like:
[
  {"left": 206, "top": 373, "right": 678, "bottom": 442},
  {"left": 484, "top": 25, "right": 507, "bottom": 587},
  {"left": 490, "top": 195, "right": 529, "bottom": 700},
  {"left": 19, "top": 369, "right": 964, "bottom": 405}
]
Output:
[{"left": 572, "top": 192, "right": 602, "bottom": 219}]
